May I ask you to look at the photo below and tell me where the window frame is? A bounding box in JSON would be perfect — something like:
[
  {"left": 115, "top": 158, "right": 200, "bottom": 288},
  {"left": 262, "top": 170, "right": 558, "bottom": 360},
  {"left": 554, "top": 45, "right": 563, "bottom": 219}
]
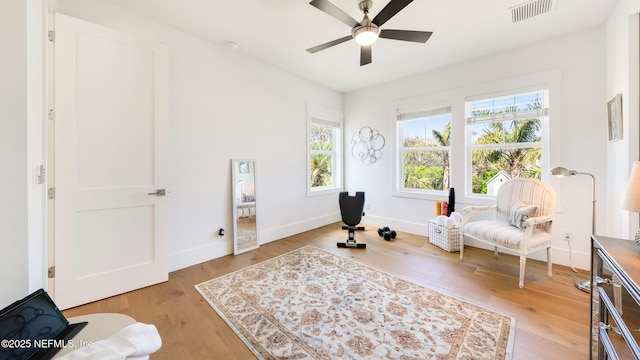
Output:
[
  {"left": 306, "top": 103, "right": 343, "bottom": 197},
  {"left": 465, "top": 86, "right": 549, "bottom": 198},
  {"left": 391, "top": 71, "right": 558, "bottom": 204},
  {"left": 392, "top": 100, "right": 453, "bottom": 200},
  {"left": 395, "top": 103, "right": 453, "bottom": 196}
]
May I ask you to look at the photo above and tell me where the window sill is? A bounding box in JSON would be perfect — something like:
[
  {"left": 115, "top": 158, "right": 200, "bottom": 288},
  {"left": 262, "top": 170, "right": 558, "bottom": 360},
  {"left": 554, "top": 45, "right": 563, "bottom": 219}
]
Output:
[
  {"left": 307, "top": 186, "right": 342, "bottom": 198},
  {"left": 392, "top": 189, "right": 496, "bottom": 206},
  {"left": 392, "top": 189, "right": 448, "bottom": 201}
]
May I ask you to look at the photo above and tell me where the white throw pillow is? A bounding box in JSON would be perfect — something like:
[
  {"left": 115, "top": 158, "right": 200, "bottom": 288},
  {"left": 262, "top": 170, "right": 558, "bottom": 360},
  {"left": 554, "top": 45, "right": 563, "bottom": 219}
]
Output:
[{"left": 508, "top": 201, "right": 537, "bottom": 229}]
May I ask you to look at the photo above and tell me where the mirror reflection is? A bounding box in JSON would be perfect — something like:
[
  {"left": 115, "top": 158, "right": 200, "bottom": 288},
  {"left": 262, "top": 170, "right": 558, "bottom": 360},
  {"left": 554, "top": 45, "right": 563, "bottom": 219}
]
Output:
[{"left": 232, "top": 159, "right": 258, "bottom": 254}]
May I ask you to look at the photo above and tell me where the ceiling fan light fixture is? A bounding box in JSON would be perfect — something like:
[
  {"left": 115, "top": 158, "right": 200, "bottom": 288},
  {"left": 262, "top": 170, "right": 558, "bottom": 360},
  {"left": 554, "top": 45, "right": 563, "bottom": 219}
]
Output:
[
  {"left": 353, "top": 24, "right": 380, "bottom": 46},
  {"left": 307, "top": 0, "right": 432, "bottom": 65}
]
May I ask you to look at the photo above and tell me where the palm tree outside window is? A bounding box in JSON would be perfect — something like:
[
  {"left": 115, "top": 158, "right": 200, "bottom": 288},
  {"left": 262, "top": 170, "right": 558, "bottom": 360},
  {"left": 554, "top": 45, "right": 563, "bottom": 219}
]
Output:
[
  {"left": 466, "top": 89, "right": 547, "bottom": 195},
  {"left": 397, "top": 106, "right": 452, "bottom": 192}
]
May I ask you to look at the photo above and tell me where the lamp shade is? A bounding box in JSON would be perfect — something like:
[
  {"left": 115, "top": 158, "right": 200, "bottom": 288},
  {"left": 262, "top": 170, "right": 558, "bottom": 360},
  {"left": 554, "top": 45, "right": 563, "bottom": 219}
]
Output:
[
  {"left": 550, "top": 166, "right": 576, "bottom": 177},
  {"left": 623, "top": 161, "right": 640, "bottom": 213},
  {"left": 550, "top": 167, "right": 570, "bottom": 176}
]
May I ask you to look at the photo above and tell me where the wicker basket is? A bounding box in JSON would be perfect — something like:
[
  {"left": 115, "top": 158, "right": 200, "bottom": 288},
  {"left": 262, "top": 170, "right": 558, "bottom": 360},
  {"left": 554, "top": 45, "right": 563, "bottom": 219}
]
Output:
[{"left": 428, "top": 220, "right": 461, "bottom": 252}]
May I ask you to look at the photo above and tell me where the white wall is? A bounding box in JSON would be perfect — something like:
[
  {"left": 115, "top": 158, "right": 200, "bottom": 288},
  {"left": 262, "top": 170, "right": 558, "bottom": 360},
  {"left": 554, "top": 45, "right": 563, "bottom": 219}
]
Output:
[
  {"left": 1, "top": 0, "right": 29, "bottom": 307},
  {"left": 27, "top": 0, "right": 47, "bottom": 301},
  {"left": 54, "top": 0, "right": 344, "bottom": 271},
  {"left": 344, "top": 26, "right": 609, "bottom": 270},
  {"left": 605, "top": 0, "right": 640, "bottom": 239},
  {"left": 4, "top": 0, "right": 639, "bottom": 308}
]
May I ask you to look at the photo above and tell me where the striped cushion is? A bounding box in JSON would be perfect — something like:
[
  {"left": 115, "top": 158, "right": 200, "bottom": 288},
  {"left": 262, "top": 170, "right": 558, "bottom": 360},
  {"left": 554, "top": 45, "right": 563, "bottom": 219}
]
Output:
[{"left": 463, "top": 220, "right": 551, "bottom": 250}]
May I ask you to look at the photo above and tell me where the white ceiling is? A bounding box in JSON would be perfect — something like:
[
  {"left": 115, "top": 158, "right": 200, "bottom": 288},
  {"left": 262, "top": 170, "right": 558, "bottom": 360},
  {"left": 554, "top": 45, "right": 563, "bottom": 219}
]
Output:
[{"left": 93, "top": 0, "right": 617, "bottom": 92}]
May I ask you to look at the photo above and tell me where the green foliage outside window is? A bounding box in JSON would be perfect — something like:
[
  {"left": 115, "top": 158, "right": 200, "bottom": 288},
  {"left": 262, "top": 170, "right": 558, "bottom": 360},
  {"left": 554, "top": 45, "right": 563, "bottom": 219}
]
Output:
[
  {"left": 311, "top": 153, "right": 332, "bottom": 187},
  {"left": 310, "top": 125, "right": 333, "bottom": 187},
  {"left": 470, "top": 98, "right": 543, "bottom": 194},
  {"left": 404, "top": 162, "right": 444, "bottom": 190},
  {"left": 401, "top": 93, "right": 544, "bottom": 194},
  {"left": 403, "top": 122, "right": 450, "bottom": 191}
]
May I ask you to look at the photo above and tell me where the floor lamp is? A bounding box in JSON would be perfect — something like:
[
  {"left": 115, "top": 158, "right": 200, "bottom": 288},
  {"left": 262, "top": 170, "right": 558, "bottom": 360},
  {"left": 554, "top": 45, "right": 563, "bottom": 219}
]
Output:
[{"left": 549, "top": 166, "right": 595, "bottom": 293}]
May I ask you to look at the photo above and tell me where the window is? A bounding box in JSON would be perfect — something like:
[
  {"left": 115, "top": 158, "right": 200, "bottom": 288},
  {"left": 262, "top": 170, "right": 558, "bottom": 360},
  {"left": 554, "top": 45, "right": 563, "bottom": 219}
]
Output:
[
  {"left": 307, "top": 103, "right": 342, "bottom": 196},
  {"left": 466, "top": 89, "right": 548, "bottom": 195},
  {"left": 396, "top": 105, "right": 452, "bottom": 193},
  {"left": 393, "top": 73, "right": 556, "bottom": 202}
]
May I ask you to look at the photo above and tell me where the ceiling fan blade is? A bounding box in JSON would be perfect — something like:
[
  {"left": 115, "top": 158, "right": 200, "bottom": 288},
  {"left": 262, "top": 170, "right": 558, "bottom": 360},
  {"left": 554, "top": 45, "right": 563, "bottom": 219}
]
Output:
[
  {"left": 380, "top": 29, "right": 432, "bottom": 43},
  {"left": 306, "top": 35, "right": 352, "bottom": 53},
  {"left": 309, "top": 0, "right": 360, "bottom": 28},
  {"left": 360, "top": 45, "right": 372, "bottom": 66},
  {"left": 372, "top": 0, "right": 413, "bottom": 27}
]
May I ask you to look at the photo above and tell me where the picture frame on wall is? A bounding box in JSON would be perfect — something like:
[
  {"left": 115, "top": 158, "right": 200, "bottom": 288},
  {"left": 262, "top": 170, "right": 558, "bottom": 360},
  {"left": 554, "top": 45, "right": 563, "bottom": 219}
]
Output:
[
  {"left": 239, "top": 161, "right": 249, "bottom": 173},
  {"left": 607, "top": 94, "right": 622, "bottom": 141}
]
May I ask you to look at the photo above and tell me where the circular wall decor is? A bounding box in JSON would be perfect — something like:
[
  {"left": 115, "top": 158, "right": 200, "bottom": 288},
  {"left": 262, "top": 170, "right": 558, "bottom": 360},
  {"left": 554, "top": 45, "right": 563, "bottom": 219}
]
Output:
[{"left": 351, "top": 126, "right": 385, "bottom": 164}]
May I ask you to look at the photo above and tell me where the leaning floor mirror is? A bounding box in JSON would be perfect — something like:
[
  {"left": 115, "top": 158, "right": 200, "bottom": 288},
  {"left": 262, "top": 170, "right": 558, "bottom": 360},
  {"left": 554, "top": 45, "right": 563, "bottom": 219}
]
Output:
[{"left": 231, "top": 159, "right": 259, "bottom": 254}]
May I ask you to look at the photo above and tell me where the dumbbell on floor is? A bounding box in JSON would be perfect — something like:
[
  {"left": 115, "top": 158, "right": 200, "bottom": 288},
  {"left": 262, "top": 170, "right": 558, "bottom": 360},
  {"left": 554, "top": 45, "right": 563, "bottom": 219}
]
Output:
[
  {"left": 377, "top": 227, "right": 389, "bottom": 236},
  {"left": 377, "top": 227, "right": 397, "bottom": 241}
]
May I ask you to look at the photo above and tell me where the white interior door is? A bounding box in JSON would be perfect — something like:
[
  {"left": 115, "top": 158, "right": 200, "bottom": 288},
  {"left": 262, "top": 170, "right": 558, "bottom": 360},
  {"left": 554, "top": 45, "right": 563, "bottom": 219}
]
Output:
[{"left": 53, "top": 14, "right": 169, "bottom": 310}]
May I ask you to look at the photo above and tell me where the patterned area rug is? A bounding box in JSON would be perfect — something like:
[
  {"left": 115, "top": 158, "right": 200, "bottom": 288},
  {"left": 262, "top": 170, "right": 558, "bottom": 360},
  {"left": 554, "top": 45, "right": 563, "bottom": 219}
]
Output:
[{"left": 195, "top": 246, "right": 515, "bottom": 359}]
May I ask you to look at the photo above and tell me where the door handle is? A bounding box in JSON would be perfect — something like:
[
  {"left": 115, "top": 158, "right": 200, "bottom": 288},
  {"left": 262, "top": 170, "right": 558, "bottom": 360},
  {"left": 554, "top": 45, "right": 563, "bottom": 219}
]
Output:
[{"left": 148, "top": 189, "right": 166, "bottom": 196}]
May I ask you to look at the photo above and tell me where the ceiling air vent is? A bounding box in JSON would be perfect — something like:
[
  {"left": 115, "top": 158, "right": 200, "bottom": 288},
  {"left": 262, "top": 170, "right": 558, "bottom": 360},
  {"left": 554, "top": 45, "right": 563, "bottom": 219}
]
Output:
[{"left": 510, "top": 0, "right": 554, "bottom": 23}]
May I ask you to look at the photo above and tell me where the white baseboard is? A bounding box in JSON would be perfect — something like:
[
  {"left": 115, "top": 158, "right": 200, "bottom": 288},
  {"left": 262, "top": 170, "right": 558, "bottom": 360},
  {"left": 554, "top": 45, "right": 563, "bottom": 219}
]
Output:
[
  {"left": 170, "top": 212, "right": 589, "bottom": 273},
  {"left": 168, "top": 241, "right": 231, "bottom": 272},
  {"left": 168, "top": 213, "right": 341, "bottom": 272},
  {"left": 461, "top": 238, "right": 590, "bottom": 271},
  {"left": 361, "top": 213, "right": 590, "bottom": 271},
  {"left": 259, "top": 212, "right": 341, "bottom": 244},
  {"left": 360, "top": 214, "right": 429, "bottom": 237}
]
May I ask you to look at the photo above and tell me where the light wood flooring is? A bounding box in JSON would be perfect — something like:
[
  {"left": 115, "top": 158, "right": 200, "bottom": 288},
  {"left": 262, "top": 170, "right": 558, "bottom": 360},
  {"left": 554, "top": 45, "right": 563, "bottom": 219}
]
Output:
[{"left": 63, "top": 223, "right": 591, "bottom": 359}]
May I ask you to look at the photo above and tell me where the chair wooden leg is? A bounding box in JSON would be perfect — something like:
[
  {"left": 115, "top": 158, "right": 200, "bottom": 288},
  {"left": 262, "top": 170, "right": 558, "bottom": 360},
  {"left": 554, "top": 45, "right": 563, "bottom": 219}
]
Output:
[
  {"left": 546, "top": 247, "right": 552, "bottom": 278},
  {"left": 519, "top": 255, "right": 526, "bottom": 288}
]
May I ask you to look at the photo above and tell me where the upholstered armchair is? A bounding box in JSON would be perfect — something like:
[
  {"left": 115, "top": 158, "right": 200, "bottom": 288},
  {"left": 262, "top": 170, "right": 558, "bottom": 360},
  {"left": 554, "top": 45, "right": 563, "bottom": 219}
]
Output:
[{"left": 460, "top": 178, "right": 557, "bottom": 288}]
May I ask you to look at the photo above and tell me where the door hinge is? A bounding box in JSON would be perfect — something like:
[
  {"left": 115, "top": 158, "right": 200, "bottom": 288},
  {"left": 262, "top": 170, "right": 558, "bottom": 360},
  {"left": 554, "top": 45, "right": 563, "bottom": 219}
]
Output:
[
  {"left": 48, "top": 266, "right": 55, "bottom": 278},
  {"left": 48, "top": 108, "right": 55, "bottom": 121},
  {"left": 48, "top": 188, "right": 55, "bottom": 199},
  {"left": 48, "top": 30, "right": 55, "bottom": 42}
]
